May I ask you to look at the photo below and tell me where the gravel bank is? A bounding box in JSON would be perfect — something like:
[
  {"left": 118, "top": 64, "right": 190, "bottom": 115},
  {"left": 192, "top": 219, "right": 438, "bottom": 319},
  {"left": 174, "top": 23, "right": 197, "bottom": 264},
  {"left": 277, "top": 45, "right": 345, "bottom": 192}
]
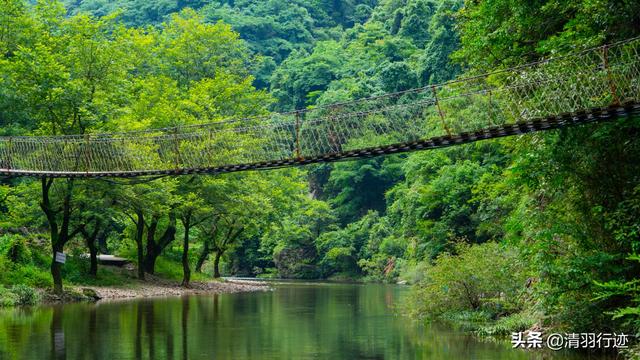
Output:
[{"left": 85, "top": 278, "right": 270, "bottom": 301}]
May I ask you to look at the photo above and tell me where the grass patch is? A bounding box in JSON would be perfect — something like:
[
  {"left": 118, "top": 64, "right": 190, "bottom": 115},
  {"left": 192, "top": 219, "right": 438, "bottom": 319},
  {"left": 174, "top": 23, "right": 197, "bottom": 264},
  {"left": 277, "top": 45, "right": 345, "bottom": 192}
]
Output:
[
  {"left": 153, "top": 256, "right": 210, "bottom": 282},
  {"left": 56, "top": 253, "right": 136, "bottom": 287},
  {"left": 439, "top": 310, "right": 536, "bottom": 337},
  {"left": 476, "top": 312, "right": 536, "bottom": 336},
  {"left": 440, "top": 310, "right": 493, "bottom": 332}
]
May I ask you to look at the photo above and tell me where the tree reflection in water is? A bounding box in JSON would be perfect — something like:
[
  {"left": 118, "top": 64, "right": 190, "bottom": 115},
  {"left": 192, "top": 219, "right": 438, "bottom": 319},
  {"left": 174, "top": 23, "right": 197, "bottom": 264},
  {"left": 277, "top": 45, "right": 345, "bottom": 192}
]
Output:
[{"left": 0, "top": 283, "right": 601, "bottom": 360}]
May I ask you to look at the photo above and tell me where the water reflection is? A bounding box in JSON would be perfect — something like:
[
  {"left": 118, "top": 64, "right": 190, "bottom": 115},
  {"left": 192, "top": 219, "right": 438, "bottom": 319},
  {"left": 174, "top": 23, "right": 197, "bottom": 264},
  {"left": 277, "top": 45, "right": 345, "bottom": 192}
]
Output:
[
  {"left": 51, "top": 306, "right": 64, "bottom": 360},
  {"left": 0, "top": 283, "right": 607, "bottom": 360}
]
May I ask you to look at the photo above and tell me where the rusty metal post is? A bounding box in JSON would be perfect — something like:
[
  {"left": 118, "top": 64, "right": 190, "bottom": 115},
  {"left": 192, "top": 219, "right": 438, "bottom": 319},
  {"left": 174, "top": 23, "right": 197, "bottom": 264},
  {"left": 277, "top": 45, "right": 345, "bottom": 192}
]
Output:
[
  {"left": 431, "top": 85, "right": 451, "bottom": 136},
  {"left": 603, "top": 45, "right": 621, "bottom": 106}
]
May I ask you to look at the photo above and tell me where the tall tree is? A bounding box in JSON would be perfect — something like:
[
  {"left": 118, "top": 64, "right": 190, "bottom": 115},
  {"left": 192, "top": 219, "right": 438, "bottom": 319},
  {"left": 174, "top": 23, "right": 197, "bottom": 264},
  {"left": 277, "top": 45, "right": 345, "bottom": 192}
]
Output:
[
  {"left": 176, "top": 177, "right": 211, "bottom": 286},
  {"left": 0, "top": 3, "right": 130, "bottom": 293}
]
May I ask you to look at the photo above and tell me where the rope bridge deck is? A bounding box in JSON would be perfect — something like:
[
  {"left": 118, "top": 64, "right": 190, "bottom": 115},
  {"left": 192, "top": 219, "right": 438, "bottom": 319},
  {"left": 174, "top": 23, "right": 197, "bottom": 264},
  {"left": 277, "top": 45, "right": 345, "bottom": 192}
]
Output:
[{"left": 1, "top": 38, "right": 639, "bottom": 178}]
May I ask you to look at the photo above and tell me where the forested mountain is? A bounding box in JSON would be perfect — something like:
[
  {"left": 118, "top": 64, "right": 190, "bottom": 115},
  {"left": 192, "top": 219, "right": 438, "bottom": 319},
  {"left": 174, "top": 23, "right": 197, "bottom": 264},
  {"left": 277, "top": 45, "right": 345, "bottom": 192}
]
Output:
[
  {"left": 64, "top": 0, "right": 378, "bottom": 87},
  {"left": 1, "top": 0, "right": 640, "bottom": 356}
]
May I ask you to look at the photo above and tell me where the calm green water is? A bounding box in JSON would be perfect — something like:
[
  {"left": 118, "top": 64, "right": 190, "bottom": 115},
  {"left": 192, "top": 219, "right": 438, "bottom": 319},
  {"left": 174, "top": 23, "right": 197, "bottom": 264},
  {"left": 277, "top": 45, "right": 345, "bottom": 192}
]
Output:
[{"left": 0, "top": 282, "right": 605, "bottom": 359}]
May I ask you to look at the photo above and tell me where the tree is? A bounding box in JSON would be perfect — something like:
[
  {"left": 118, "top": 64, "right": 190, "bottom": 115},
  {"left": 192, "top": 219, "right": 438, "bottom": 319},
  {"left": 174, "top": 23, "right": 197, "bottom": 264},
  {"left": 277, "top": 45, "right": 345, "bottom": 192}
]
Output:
[
  {"left": 326, "top": 156, "right": 403, "bottom": 225},
  {"left": 40, "top": 178, "right": 84, "bottom": 293},
  {"left": 446, "top": 0, "right": 640, "bottom": 337},
  {"left": 143, "top": 210, "right": 177, "bottom": 275},
  {"left": 193, "top": 172, "right": 275, "bottom": 277},
  {"left": 79, "top": 217, "right": 102, "bottom": 278},
  {"left": 0, "top": 4, "right": 131, "bottom": 293},
  {"left": 410, "top": 242, "right": 526, "bottom": 318},
  {"left": 417, "top": 0, "right": 461, "bottom": 84},
  {"left": 269, "top": 41, "right": 346, "bottom": 110},
  {"left": 452, "top": 0, "right": 640, "bottom": 71},
  {"left": 74, "top": 180, "right": 119, "bottom": 277},
  {"left": 197, "top": 216, "right": 245, "bottom": 278},
  {"left": 176, "top": 177, "right": 211, "bottom": 286},
  {"left": 261, "top": 196, "right": 334, "bottom": 279},
  {"left": 100, "top": 10, "right": 270, "bottom": 281},
  {"left": 115, "top": 179, "right": 178, "bottom": 279}
]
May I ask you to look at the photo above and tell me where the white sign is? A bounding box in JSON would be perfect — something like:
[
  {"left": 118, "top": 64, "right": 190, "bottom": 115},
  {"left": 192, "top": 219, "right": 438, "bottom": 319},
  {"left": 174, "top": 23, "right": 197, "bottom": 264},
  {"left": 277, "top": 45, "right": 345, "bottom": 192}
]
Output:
[{"left": 55, "top": 252, "right": 66, "bottom": 264}]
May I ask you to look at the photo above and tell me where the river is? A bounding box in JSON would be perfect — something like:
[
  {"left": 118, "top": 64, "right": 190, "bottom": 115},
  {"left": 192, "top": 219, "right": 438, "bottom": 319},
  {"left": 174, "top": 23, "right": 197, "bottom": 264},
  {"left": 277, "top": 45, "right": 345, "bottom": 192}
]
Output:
[{"left": 0, "top": 282, "right": 607, "bottom": 359}]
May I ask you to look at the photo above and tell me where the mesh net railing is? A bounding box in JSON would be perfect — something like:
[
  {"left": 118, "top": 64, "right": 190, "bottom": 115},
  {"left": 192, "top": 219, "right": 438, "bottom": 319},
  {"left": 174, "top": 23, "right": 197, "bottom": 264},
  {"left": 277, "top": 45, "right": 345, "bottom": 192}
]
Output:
[{"left": 0, "top": 37, "right": 639, "bottom": 177}]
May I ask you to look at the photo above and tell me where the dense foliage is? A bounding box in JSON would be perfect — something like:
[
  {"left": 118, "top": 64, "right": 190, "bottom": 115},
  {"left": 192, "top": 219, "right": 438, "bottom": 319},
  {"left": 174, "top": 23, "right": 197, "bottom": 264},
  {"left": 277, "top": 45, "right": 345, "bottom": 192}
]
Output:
[
  {"left": 1, "top": 0, "right": 639, "bottom": 357},
  {"left": 64, "top": 0, "right": 378, "bottom": 87}
]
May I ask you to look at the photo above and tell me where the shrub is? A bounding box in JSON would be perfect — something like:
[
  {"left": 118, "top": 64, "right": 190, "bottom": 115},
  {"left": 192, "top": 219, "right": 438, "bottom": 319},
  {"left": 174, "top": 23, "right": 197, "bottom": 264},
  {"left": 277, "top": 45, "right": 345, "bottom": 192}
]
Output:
[
  {"left": 0, "top": 256, "right": 9, "bottom": 285},
  {"left": 274, "top": 246, "right": 320, "bottom": 279},
  {"left": 8, "top": 265, "right": 52, "bottom": 288},
  {"left": 397, "top": 260, "right": 430, "bottom": 284},
  {"left": 10, "top": 284, "right": 39, "bottom": 306},
  {"left": 358, "top": 253, "right": 404, "bottom": 283},
  {"left": 62, "top": 253, "right": 93, "bottom": 284},
  {"left": 0, "top": 254, "right": 51, "bottom": 288},
  {"left": 408, "top": 241, "right": 528, "bottom": 319},
  {"left": 0, "top": 286, "right": 18, "bottom": 307},
  {"left": 0, "top": 234, "right": 32, "bottom": 264}
]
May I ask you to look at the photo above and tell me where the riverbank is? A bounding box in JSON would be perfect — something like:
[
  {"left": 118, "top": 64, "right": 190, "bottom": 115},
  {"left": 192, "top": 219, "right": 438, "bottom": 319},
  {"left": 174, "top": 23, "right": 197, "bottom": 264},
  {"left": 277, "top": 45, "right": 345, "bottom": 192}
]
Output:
[
  {"left": 87, "top": 278, "right": 270, "bottom": 301},
  {"left": 39, "top": 277, "right": 270, "bottom": 304}
]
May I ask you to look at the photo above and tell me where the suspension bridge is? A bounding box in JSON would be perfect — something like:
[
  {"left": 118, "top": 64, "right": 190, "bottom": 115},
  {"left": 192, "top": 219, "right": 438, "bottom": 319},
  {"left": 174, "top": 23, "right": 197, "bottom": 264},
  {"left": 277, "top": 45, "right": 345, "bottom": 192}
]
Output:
[{"left": 0, "top": 38, "right": 639, "bottom": 178}]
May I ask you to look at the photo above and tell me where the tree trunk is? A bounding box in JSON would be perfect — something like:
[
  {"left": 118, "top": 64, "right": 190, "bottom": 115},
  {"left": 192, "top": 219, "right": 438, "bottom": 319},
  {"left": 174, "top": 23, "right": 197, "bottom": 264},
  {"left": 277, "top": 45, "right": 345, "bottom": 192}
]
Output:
[
  {"left": 211, "top": 225, "right": 243, "bottom": 279},
  {"left": 195, "top": 240, "right": 211, "bottom": 273},
  {"left": 181, "top": 216, "right": 191, "bottom": 287},
  {"left": 41, "top": 177, "right": 77, "bottom": 295},
  {"left": 143, "top": 216, "right": 159, "bottom": 275},
  {"left": 195, "top": 220, "right": 218, "bottom": 273},
  {"left": 51, "top": 243, "right": 64, "bottom": 294},
  {"left": 143, "top": 212, "right": 177, "bottom": 275},
  {"left": 135, "top": 211, "right": 145, "bottom": 280},
  {"left": 213, "top": 251, "right": 224, "bottom": 278},
  {"left": 42, "top": 177, "right": 62, "bottom": 294},
  {"left": 88, "top": 243, "right": 98, "bottom": 277},
  {"left": 98, "top": 230, "right": 109, "bottom": 254},
  {"left": 82, "top": 219, "right": 102, "bottom": 278},
  {"left": 143, "top": 254, "right": 158, "bottom": 275}
]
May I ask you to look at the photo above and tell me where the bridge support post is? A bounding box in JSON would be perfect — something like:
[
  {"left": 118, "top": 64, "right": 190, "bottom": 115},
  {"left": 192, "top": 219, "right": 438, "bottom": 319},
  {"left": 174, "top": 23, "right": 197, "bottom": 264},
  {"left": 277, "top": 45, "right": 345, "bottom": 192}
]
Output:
[
  {"left": 84, "top": 134, "right": 90, "bottom": 175},
  {"left": 7, "top": 136, "right": 12, "bottom": 173},
  {"left": 295, "top": 111, "right": 302, "bottom": 160},
  {"left": 173, "top": 127, "right": 181, "bottom": 172},
  {"left": 431, "top": 85, "right": 452, "bottom": 136},
  {"left": 603, "top": 45, "right": 621, "bottom": 106}
]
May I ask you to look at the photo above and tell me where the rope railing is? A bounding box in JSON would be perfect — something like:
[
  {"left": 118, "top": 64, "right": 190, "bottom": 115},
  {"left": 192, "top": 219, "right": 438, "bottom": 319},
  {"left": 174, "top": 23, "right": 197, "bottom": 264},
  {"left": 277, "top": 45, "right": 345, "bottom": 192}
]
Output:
[{"left": 0, "top": 37, "right": 639, "bottom": 178}]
